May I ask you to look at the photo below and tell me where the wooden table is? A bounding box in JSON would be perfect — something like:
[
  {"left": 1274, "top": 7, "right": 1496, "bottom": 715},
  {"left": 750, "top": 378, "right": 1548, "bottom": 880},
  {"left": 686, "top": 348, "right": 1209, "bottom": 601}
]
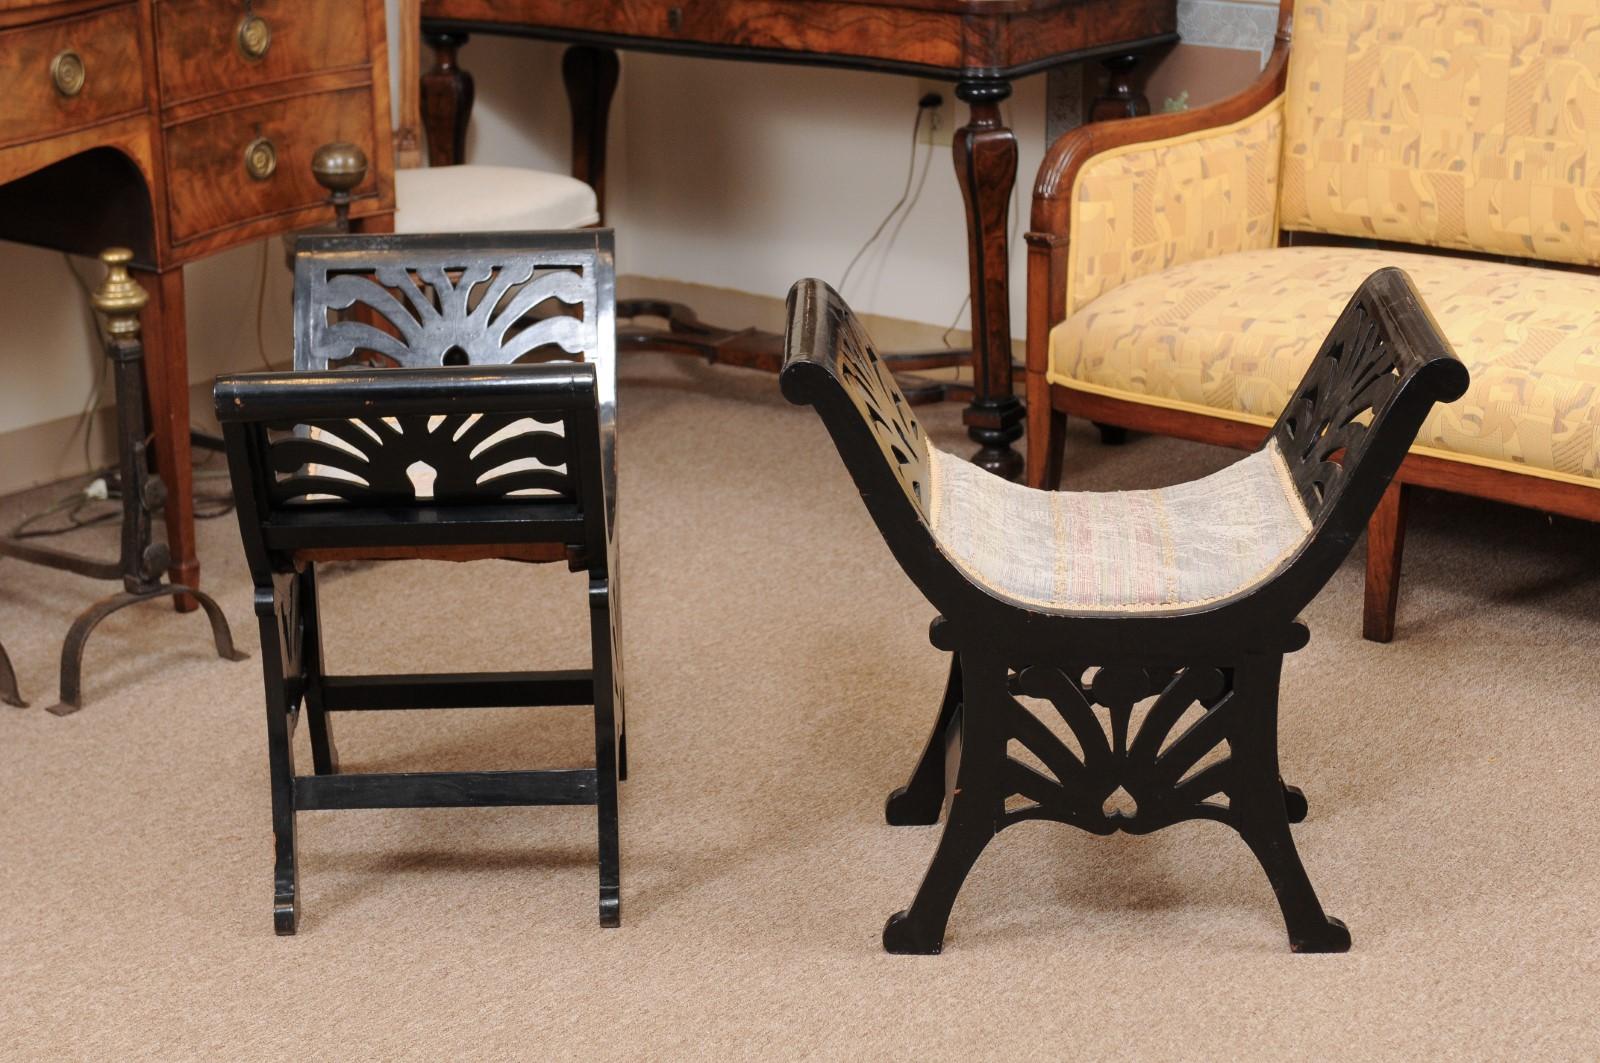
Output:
[
  {"left": 0, "top": 0, "right": 395, "bottom": 602},
  {"left": 418, "top": 0, "right": 1177, "bottom": 479}
]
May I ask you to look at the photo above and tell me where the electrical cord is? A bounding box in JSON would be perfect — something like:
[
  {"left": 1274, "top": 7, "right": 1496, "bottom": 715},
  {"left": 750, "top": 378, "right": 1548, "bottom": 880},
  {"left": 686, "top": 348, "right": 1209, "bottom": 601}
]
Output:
[
  {"left": 7, "top": 444, "right": 236, "bottom": 541},
  {"left": 31, "top": 239, "right": 273, "bottom": 542},
  {"left": 838, "top": 94, "right": 943, "bottom": 295}
]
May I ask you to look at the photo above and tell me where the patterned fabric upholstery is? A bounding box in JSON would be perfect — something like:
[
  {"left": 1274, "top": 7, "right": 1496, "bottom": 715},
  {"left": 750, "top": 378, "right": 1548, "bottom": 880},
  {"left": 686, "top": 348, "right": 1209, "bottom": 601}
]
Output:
[
  {"left": 928, "top": 443, "right": 1311, "bottom": 614},
  {"left": 1280, "top": 0, "right": 1600, "bottom": 266},
  {"left": 1067, "top": 99, "right": 1284, "bottom": 317},
  {"left": 1048, "top": 247, "right": 1600, "bottom": 487}
]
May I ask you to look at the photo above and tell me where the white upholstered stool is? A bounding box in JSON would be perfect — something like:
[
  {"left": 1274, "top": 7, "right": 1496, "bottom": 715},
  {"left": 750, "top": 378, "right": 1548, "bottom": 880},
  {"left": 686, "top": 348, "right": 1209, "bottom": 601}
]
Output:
[
  {"left": 394, "top": 165, "right": 599, "bottom": 234},
  {"left": 389, "top": 0, "right": 600, "bottom": 236}
]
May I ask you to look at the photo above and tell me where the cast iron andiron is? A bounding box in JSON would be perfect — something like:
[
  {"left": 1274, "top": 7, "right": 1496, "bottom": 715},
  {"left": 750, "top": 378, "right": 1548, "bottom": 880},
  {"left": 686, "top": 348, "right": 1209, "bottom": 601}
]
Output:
[{"left": 0, "top": 249, "right": 244, "bottom": 714}]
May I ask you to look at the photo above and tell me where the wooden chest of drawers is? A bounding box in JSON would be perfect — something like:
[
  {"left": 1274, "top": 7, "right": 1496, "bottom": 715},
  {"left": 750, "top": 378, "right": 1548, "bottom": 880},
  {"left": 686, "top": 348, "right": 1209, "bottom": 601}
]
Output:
[{"left": 0, "top": 0, "right": 396, "bottom": 600}]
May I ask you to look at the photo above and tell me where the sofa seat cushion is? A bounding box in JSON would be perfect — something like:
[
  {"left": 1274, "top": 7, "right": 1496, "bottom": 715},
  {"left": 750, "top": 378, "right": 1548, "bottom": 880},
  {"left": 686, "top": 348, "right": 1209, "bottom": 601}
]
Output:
[
  {"left": 1048, "top": 246, "right": 1600, "bottom": 487},
  {"left": 395, "top": 165, "right": 599, "bottom": 234},
  {"left": 928, "top": 442, "right": 1310, "bottom": 614}
]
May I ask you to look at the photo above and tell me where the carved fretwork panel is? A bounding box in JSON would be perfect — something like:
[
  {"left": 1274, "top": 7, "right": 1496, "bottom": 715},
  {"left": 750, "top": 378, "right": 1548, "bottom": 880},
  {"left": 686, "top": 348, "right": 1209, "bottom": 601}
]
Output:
[
  {"left": 998, "top": 662, "right": 1244, "bottom": 835},
  {"left": 1273, "top": 301, "right": 1400, "bottom": 516},
  {"left": 266, "top": 410, "right": 572, "bottom": 506},
  {"left": 301, "top": 261, "right": 598, "bottom": 371},
  {"left": 824, "top": 298, "right": 932, "bottom": 520}
]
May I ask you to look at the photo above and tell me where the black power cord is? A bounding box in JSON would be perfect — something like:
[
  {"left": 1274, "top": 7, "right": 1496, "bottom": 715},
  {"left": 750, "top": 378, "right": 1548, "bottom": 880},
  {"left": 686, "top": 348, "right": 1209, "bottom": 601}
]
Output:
[{"left": 837, "top": 92, "right": 944, "bottom": 295}]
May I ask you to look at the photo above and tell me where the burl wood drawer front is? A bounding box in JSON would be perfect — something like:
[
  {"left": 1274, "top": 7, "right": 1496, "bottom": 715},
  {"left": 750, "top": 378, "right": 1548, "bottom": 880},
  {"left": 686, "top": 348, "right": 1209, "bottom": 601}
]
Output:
[
  {"left": 155, "top": 0, "right": 370, "bottom": 104},
  {"left": 0, "top": 4, "right": 144, "bottom": 149},
  {"left": 164, "top": 87, "right": 378, "bottom": 244}
]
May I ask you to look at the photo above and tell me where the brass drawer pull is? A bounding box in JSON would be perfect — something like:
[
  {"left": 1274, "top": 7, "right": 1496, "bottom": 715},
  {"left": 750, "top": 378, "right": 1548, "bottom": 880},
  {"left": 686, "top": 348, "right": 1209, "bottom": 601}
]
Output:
[
  {"left": 51, "top": 49, "right": 86, "bottom": 97},
  {"left": 237, "top": 14, "right": 271, "bottom": 59},
  {"left": 243, "top": 137, "right": 277, "bottom": 180}
]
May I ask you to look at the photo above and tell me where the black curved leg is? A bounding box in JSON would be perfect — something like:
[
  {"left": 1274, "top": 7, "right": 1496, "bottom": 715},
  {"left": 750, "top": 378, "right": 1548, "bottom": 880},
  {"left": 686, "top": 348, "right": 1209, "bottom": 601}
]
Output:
[
  {"left": 298, "top": 569, "right": 338, "bottom": 776},
  {"left": 0, "top": 640, "right": 24, "bottom": 708},
  {"left": 886, "top": 653, "right": 961, "bottom": 826},
  {"left": 884, "top": 655, "right": 1002, "bottom": 954},
  {"left": 1236, "top": 803, "right": 1349, "bottom": 952},
  {"left": 50, "top": 584, "right": 245, "bottom": 715},
  {"left": 590, "top": 578, "right": 621, "bottom": 927},
  {"left": 1232, "top": 657, "right": 1347, "bottom": 952}
]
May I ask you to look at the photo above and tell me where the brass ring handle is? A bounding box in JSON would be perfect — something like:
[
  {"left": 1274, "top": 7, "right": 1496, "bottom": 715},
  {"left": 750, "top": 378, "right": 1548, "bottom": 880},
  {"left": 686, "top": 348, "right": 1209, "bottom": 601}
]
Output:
[
  {"left": 237, "top": 14, "right": 271, "bottom": 59},
  {"left": 243, "top": 137, "right": 277, "bottom": 181},
  {"left": 51, "top": 49, "right": 86, "bottom": 97}
]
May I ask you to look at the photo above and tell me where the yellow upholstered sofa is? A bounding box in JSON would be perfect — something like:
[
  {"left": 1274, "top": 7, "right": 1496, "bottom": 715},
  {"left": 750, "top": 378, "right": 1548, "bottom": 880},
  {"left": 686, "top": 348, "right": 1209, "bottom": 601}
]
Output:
[{"left": 1024, "top": 0, "right": 1600, "bottom": 641}]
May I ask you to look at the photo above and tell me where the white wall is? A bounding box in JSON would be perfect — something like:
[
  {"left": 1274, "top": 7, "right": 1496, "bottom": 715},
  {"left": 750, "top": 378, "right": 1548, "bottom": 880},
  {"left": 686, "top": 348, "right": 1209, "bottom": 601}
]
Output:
[{"left": 0, "top": 20, "right": 1044, "bottom": 479}]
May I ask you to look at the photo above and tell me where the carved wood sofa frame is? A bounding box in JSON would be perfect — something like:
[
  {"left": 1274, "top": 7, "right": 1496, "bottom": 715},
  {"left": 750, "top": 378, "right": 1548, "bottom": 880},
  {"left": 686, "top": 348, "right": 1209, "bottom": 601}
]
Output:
[
  {"left": 1023, "top": 0, "right": 1600, "bottom": 643},
  {"left": 782, "top": 269, "right": 1466, "bottom": 953},
  {"left": 216, "top": 229, "right": 623, "bottom": 934}
]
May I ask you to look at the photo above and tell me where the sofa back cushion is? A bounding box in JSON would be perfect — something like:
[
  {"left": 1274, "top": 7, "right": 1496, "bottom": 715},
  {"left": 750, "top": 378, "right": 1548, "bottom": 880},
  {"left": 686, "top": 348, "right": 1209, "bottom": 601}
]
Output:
[{"left": 1279, "top": 0, "right": 1600, "bottom": 267}]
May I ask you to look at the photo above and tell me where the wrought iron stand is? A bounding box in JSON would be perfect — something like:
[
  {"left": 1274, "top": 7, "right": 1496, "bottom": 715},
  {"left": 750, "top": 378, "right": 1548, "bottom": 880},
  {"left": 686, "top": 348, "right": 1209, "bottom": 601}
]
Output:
[{"left": 0, "top": 249, "right": 244, "bottom": 715}]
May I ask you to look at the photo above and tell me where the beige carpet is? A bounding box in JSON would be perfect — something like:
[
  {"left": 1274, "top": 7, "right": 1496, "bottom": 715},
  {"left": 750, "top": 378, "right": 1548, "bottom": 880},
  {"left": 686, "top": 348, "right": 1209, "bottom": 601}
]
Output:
[{"left": 2, "top": 353, "right": 1597, "bottom": 1060}]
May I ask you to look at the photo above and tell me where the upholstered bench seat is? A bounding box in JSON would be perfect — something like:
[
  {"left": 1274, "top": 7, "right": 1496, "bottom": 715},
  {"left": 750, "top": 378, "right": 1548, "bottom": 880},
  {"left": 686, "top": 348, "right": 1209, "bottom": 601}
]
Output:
[
  {"left": 395, "top": 165, "right": 600, "bottom": 234},
  {"left": 1048, "top": 247, "right": 1600, "bottom": 490},
  {"left": 930, "top": 443, "right": 1310, "bottom": 613}
]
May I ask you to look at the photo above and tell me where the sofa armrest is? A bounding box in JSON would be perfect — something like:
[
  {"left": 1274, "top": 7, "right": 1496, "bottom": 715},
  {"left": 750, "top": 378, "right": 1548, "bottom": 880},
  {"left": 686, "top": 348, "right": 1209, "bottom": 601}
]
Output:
[{"left": 1025, "top": 13, "right": 1295, "bottom": 381}]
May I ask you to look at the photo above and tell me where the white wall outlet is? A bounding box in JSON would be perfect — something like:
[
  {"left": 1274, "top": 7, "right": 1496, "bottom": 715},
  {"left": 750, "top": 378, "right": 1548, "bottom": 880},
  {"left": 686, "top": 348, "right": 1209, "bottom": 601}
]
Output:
[{"left": 915, "top": 80, "right": 955, "bottom": 148}]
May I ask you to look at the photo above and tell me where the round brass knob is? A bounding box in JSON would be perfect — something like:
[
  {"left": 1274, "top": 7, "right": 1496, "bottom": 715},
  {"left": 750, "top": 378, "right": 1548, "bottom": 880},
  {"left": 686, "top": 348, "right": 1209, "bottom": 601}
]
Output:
[
  {"left": 237, "top": 14, "right": 271, "bottom": 60},
  {"left": 311, "top": 142, "right": 368, "bottom": 195},
  {"left": 51, "top": 49, "right": 86, "bottom": 97},
  {"left": 91, "top": 248, "right": 148, "bottom": 339},
  {"left": 244, "top": 137, "right": 277, "bottom": 181}
]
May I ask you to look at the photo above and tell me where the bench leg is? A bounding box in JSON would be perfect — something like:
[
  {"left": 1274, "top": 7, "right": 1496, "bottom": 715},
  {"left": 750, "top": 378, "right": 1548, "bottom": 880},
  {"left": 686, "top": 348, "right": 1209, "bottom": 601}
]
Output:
[
  {"left": 1232, "top": 655, "right": 1349, "bottom": 953},
  {"left": 590, "top": 577, "right": 622, "bottom": 928},
  {"left": 1363, "top": 482, "right": 1408, "bottom": 643},
  {"left": 0, "top": 640, "right": 23, "bottom": 708},
  {"left": 300, "top": 568, "right": 339, "bottom": 776},
  {"left": 883, "top": 655, "right": 1003, "bottom": 954},
  {"left": 257, "top": 579, "right": 303, "bottom": 935},
  {"left": 886, "top": 653, "right": 961, "bottom": 826}
]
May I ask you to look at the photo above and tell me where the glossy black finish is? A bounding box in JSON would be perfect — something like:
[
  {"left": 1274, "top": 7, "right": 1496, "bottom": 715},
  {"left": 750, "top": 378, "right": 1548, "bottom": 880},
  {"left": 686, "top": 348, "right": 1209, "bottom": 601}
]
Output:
[
  {"left": 217, "top": 232, "right": 624, "bottom": 934},
  {"left": 781, "top": 268, "right": 1468, "bottom": 954}
]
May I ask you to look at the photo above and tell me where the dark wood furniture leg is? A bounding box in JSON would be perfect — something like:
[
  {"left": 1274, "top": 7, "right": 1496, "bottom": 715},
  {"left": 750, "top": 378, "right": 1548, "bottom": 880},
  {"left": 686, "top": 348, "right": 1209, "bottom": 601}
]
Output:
[
  {"left": 422, "top": 32, "right": 474, "bottom": 167},
  {"left": 135, "top": 266, "right": 198, "bottom": 610},
  {"left": 1364, "top": 482, "right": 1408, "bottom": 643},
  {"left": 953, "top": 79, "right": 1024, "bottom": 481},
  {"left": 563, "top": 46, "right": 620, "bottom": 223},
  {"left": 885, "top": 650, "right": 962, "bottom": 826},
  {"left": 1090, "top": 54, "right": 1153, "bottom": 122}
]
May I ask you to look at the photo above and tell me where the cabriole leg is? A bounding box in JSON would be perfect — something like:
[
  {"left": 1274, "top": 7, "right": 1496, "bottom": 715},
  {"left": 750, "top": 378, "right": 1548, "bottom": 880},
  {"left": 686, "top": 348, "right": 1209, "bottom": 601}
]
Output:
[{"left": 885, "top": 653, "right": 961, "bottom": 826}]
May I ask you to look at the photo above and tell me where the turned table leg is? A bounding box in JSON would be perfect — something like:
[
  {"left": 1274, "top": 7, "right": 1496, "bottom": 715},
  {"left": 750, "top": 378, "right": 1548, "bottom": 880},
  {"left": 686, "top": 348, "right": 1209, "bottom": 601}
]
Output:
[
  {"left": 953, "top": 79, "right": 1024, "bottom": 481},
  {"left": 421, "top": 32, "right": 474, "bottom": 167},
  {"left": 563, "top": 46, "right": 619, "bottom": 224},
  {"left": 1090, "top": 53, "right": 1153, "bottom": 122},
  {"left": 134, "top": 266, "right": 197, "bottom": 612}
]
